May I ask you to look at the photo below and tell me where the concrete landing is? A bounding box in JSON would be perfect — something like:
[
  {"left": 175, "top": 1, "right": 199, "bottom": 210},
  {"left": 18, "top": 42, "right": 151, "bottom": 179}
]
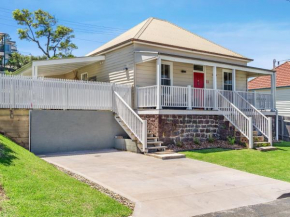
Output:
[{"left": 145, "top": 151, "right": 186, "bottom": 160}]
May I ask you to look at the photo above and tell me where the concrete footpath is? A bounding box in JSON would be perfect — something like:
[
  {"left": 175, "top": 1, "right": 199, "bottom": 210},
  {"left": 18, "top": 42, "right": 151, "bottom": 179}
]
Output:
[
  {"left": 196, "top": 197, "right": 290, "bottom": 217},
  {"left": 41, "top": 149, "right": 290, "bottom": 217}
]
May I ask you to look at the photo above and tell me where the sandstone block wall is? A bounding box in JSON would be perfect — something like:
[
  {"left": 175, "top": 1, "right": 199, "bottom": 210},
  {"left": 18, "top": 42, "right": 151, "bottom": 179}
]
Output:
[
  {"left": 0, "top": 109, "right": 30, "bottom": 149},
  {"left": 140, "top": 114, "right": 236, "bottom": 145}
]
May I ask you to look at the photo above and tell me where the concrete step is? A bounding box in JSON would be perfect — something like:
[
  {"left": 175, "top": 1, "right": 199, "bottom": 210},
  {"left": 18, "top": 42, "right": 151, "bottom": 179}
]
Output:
[
  {"left": 147, "top": 141, "right": 163, "bottom": 145},
  {"left": 146, "top": 151, "right": 186, "bottom": 160},
  {"left": 253, "top": 131, "right": 259, "bottom": 136},
  {"left": 147, "top": 146, "right": 167, "bottom": 150},
  {"left": 253, "top": 136, "right": 265, "bottom": 142},
  {"left": 147, "top": 134, "right": 154, "bottom": 137},
  {"left": 147, "top": 137, "right": 159, "bottom": 140},
  {"left": 256, "top": 146, "right": 277, "bottom": 151},
  {"left": 254, "top": 142, "right": 271, "bottom": 145}
]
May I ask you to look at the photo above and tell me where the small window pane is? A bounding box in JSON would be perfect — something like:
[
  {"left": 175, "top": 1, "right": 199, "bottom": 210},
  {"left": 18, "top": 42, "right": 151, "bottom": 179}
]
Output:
[{"left": 194, "top": 65, "right": 204, "bottom": 71}]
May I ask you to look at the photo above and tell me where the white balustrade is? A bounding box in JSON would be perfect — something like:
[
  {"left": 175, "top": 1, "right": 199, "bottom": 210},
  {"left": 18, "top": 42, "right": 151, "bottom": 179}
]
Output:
[
  {"left": 161, "top": 85, "right": 188, "bottom": 107},
  {"left": 235, "top": 91, "right": 272, "bottom": 143},
  {"left": 217, "top": 91, "right": 253, "bottom": 147},
  {"left": 136, "top": 85, "right": 157, "bottom": 107},
  {"left": 192, "top": 88, "right": 216, "bottom": 109},
  {"left": 113, "top": 91, "right": 147, "bottom": 151}
]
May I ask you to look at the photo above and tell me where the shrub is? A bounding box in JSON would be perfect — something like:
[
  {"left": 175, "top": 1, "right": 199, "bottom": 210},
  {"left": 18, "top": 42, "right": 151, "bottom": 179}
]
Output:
[
  {"left": 176, "top": 141, "right": 182, "bottom": 147},
  {"left": 207, "top": 137, "right": 214, "bottom": 143},
  {"left": 193, "top": 138, "right": 200, "bottom": 145},
  {"left": 227, "top": 136, "right": 235, "bottom": 145}
]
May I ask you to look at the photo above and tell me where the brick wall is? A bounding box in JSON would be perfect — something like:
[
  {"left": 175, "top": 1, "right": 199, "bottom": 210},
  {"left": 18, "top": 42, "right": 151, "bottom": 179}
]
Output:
[{"left": 140, "top": 114, "right": 235, "bottom": 145}]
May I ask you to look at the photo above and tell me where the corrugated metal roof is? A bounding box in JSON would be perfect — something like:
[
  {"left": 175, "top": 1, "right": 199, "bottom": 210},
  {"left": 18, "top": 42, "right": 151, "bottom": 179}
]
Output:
[{"left": 87, "top": 17, "right": 250, "bottom": 61}]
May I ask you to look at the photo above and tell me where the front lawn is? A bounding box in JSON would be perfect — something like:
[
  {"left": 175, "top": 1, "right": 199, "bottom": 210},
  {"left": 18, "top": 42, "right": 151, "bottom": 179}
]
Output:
[
  {"left": 0, "top": 135, "right": 132, "bottom": 217},
  {"left": 182, "top": 142, "right": 290, "bottom": 183}
]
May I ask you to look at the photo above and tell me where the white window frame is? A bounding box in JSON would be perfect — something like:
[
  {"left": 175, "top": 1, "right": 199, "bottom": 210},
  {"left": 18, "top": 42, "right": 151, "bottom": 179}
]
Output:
[
  {"left": 222, "top": 69, "right": 233, "bottom": 91},
  {"left": 161, "top": 61, "right": 173, "bottom": 86},
  {"left": 193, "top": 64, "right": 206, "bottom": 88},
  {"left": 81, "top": 72, "right": 88, "bottom": 81}
]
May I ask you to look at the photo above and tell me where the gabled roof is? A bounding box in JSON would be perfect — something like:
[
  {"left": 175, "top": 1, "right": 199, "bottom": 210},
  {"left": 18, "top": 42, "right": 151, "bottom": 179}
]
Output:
[
  {"left": 87, "top": 17, "right": 252, "bottom": 61},
  {"left": 248, "top": 62, "right": 290, "bottom": 90}
]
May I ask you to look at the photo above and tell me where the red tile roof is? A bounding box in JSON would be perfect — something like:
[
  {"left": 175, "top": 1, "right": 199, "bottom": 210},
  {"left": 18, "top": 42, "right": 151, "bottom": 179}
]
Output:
[{"left": 248, "top": 62, "right": 290, "bottom": 90}]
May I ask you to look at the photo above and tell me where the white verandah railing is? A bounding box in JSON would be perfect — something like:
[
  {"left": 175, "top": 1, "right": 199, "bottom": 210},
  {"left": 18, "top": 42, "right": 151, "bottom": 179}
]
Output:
[
  {"left": 136, "top": 85, "right": 273, "bottom": 111},
  {"left": 0, "top": 75, "right": 132, "bottom": 110}
]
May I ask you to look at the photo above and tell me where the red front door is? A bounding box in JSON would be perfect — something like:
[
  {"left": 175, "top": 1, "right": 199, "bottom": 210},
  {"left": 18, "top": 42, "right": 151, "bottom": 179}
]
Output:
[
  {"left": 194, "top": 72, "right": 204, "bottom": 88},
  {"left": 193, "top": 72, "right": 204, "bottom": 108}
]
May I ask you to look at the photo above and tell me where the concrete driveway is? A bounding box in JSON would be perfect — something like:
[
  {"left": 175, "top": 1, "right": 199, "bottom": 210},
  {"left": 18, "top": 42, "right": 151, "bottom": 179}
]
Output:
[{"left": 41, "top": 149, "right": 290, "bottom": 217}]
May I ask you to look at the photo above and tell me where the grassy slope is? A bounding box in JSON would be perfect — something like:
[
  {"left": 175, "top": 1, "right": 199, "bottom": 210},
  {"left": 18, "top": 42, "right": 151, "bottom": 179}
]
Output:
[
  {"left": 0, "top": 135, "right": 131, "bottom": 217},
  {"left": 182, "top": 142, "right": 290, "bottom": 183}
]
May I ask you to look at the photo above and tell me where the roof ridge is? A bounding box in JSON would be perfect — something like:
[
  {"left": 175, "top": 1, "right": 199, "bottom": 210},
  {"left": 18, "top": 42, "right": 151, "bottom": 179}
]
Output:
[
  {"left": 133, "top": 17, "right": 154, "bottom": 39},
  {"left": 158, "top": 18, "right": 247, "bottom": 59}
]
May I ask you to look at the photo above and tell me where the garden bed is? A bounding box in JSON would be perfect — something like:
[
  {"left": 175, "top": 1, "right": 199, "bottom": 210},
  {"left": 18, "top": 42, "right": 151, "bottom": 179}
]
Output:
[{"left": 167, "top": 140, "right": 245, "bottom": 152}]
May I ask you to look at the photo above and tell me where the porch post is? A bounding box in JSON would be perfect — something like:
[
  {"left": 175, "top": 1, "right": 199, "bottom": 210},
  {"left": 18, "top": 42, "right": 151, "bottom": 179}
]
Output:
[
  {"left": 271, "top": 72, "right": 276, "bottom": 111},
  {"left": 32, "top": 65, "right": 38, "bottom": 79},
  {"left": 187, "top": 85, "right": 192, "bottom": 110},
  {"left": 156, "top": 57, "right": 162, "bottom": 109},
  {"left": 232, "top": 69, "right": 236, "bottom": 91},
  {"left": 232, "top": 68, "right": 236, "bottom": 105},
  {"left": 213, "top": 66, "right": 217, "bottom": 110}
]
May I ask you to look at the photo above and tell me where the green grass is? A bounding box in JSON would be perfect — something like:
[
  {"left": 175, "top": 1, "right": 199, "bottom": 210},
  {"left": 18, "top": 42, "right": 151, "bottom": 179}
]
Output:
[
  {"left": 182, "top": 141, "right": 290, "bottom": 183},
  {"left": 0, "top": 135, "right": 132, "bottom": 217}
]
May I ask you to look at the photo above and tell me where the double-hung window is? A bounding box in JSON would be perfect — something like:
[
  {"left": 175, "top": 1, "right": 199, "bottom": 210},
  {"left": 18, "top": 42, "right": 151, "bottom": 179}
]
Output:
[{"left": 161, "top": 64, "right": 171, "bottom": 86}]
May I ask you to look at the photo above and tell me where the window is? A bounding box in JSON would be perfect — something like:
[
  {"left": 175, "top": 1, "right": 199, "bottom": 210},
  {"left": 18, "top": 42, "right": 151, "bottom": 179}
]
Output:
[
  {"left": 81, "top": 73, "right": 88, "bottom": 81},
  {"left": 194, "top": 65, "right": 204, "bottom": 72},
  {"left": 161, "top": 64, "right": 171, "bottom": 86},
  {"left": 89, "top": 76, "right": 97, "bottom": 81},
  {"left": 224, "top": 72, "right": 232, "bottom": 90}
]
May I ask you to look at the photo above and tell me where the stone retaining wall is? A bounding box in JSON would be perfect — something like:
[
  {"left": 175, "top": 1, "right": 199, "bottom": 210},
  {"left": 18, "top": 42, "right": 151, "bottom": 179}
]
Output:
[{"left": 140, "top": 114, "right": 236, "bottom": 146}]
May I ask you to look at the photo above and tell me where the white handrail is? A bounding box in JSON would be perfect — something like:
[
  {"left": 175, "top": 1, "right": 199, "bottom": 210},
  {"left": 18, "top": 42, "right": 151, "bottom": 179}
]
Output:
[
  {"left": 217, "top": 91, "right": 253, "bottom": 147},
  {"left": 114, "top": 91, "right": 147, "bottom": 151},
  {"left": 235, "top": 91, "right": 272, "bottom": 143}
]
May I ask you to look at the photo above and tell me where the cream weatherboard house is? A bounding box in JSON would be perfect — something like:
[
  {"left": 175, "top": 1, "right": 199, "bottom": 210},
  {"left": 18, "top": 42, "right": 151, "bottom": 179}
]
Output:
[{"left": 1, "top": 17, "right": 278, "bottom": 154}]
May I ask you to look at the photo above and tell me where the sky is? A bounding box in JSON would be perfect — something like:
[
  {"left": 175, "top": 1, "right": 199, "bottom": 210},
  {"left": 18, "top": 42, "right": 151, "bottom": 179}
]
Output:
[{"left": 1, "top": 0, "right": 290, "bottom": 69}]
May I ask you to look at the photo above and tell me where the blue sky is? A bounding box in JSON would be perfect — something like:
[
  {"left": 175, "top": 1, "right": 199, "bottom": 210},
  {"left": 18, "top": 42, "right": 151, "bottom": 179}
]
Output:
[{"left": 1, "top": 0, "right": 290, "bottom": 69}]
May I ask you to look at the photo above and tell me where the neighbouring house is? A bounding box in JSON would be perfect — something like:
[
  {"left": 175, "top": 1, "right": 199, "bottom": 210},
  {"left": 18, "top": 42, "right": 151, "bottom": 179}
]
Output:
[
  {"left": 249, "top": 61, "right": 290, "bottom": 140},
  {"left": 0, "top": 17, "right": 278, "bottom": 154}
]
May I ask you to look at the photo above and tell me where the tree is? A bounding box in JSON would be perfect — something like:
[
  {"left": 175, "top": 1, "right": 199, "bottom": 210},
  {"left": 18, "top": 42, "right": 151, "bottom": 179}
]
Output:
[
  {"left": 6, "top": 53, "right": 47, "bottom": 71},
  {"left": 6, "top": 52, "right": 30, "bottom": 71},
  {"left": 13, "top": 9, "right": 77, "bottom": 59}
]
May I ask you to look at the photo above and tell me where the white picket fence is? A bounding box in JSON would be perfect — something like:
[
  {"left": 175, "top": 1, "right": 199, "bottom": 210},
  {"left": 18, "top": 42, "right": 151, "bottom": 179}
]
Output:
[{"left": 0, "top": 75, "right": 132, "bottom": 110}]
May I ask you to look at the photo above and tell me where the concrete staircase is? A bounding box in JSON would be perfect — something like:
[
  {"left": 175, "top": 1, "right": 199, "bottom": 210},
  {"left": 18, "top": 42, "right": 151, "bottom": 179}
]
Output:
[
  {"left": 239, "top": 130, "right": 271, "bottom": 148},
  {"left": 114, "top": 115, "right": 166, "bottom": 153}
]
